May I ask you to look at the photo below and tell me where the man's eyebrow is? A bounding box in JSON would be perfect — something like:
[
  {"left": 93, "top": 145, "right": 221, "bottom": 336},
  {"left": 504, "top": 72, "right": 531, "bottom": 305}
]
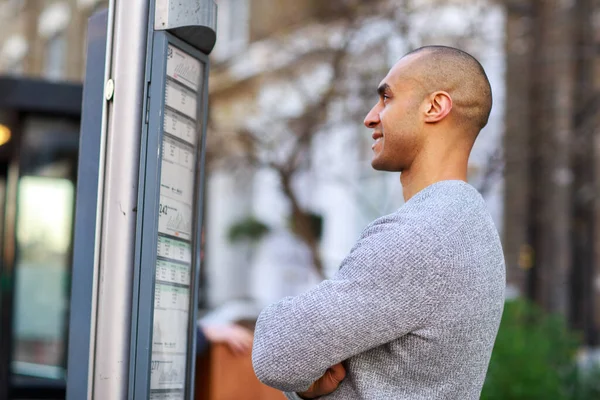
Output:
[{"left": 377, "top": 83, "right": 391, "bottom": 97}]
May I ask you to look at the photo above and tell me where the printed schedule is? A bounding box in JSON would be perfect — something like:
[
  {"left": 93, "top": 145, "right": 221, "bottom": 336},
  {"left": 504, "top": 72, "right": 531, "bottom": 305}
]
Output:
[{"left": 150, "top": 44, "right": 203, "bottom": 398}]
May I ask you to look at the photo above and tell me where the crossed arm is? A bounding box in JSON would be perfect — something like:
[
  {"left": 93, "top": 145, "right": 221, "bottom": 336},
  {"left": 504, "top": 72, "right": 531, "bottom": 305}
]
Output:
[{"left": 251, "top": 220, "right": 442, "bottom": 394}]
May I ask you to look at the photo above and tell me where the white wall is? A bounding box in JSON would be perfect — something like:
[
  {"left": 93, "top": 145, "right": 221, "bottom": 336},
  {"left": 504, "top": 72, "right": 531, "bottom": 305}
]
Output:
[{"left": 205, "top": 170, "right": 254, "bottom": 307}]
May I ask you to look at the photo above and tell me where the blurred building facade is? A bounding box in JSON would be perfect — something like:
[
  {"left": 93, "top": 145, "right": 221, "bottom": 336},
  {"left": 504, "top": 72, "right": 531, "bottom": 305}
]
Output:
[
  {"left": 0, "top": 0, "right": 508, "bottom": 326},
  {"left": 204, "top": 0, "right": 506, "bottom": 319},
  {"left": 0, "top": 0, "right": 105, "bottom": 82}
]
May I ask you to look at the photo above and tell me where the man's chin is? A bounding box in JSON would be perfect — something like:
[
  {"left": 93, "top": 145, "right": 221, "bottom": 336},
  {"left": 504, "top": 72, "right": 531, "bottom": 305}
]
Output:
[
  {"left": 371, "top": 157, "right": 400, "bottom": 172},
  {"left": 371, "top": 158, "right": 389, "bottom": 171}
]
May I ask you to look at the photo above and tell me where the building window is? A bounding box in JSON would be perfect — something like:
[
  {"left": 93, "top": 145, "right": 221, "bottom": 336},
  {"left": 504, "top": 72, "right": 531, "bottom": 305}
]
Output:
[
  {"left": 44, "top": 33, "right": 66, "bottom": 81},
  {"left": 38, "top": 2, "right": 71, "bottom": 80},
  {"left": 76, "top": 0, "right": 103, "bottom": 9},
  {"left": 0, "top": 0, "right": 25, "bottom": 19},
  {"left": 212, "top": 0, "right": 250, "bottom": 61},
  {"left": 1, "top": 34, "right": 28, "bottom": 75}
]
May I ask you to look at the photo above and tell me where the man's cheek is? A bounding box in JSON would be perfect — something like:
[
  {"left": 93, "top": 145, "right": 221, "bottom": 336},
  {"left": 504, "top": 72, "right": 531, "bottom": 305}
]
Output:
[{"left": 379, "top": 112, "right": 387, "bottom": 131}]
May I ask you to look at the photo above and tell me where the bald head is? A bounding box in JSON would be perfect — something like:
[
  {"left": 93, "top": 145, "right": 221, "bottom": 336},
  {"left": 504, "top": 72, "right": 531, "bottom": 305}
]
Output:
[
  {"left": 364, "top": 45, "right": 493, "bottom": 173},
  {"left": 401, "top": 46, "right": 492, "bottom": 135}
]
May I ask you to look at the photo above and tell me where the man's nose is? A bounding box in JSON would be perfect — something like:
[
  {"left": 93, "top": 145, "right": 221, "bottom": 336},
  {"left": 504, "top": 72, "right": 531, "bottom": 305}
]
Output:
[{"left": 364, "top": 105, "right": 381, "bottom": 128}]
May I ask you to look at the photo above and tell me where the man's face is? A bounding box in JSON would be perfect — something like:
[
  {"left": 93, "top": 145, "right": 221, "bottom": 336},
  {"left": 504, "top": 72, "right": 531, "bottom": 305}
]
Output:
[{"left": 363, "top": 57, "right": 424, "bottom": 172}]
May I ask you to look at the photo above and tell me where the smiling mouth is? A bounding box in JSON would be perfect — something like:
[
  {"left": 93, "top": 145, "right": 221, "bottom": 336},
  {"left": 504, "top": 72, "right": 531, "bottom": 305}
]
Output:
[{"left": 372, "top": 132, "right": 383, "bottom": 150}]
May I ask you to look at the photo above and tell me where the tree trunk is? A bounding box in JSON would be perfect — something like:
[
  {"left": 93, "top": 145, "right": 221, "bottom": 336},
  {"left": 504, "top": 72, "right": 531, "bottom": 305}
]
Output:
[
  {"left": 503, "top": 0, "right": 535, "bottom": 295},
  {"left": 278, "top": 170, "right": 326, "bottom": 279},
  {"left": 530, "top": 0, "right": 575, "bottom": 316},
  {"left": 570, "top": 0, "right": 596, "bottom": 344}
]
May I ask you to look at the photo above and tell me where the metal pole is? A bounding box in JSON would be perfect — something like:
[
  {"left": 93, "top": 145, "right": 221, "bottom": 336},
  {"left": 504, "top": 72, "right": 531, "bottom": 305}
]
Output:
[
  {"left": 86, "top": 1, "right": 115, "bottom": 397},
  {"left": 92, "top": 0, "right": 149, "bottom": 398}
]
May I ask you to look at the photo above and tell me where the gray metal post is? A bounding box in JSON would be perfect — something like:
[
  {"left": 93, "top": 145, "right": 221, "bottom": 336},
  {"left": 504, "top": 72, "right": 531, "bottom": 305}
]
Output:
[
  {"left": 68, "top": 1, "right": 216, "bottom": 399},
  {"left": 92, "top": 0, "right": 150, "bottom": 398},
  {"left": 66, "top": 10, "right": 108, "bottom": 400}
]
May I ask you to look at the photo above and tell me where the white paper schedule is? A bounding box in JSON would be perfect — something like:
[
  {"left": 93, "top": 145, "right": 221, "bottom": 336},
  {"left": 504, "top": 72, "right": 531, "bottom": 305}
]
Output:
[
  {"left": 154, "top": 283, "right": 190, "bottom": 313},
  {"left": 165, "top": 79, "right": 197, "bottom": 121},
  {"left": 156, "top": 259, "right": 191, "bottom": 286},
  {"left": 163, "top": 108, "right": 197, "bottom": 147},
  {"left": 157, "top": 195, "right": 193, "bottom": 240},
  {"left": 150, "top": 353, "right": 187, "bottom": 390},
  {"left": 166, "top": 45, "right": 202, "bottom": 92},
  {"left": 163, "top": 139, "right": 194, "bottom": 171},
  {"left": 152, "top": 309, "right": 188, "bottom": 355},
  {"left": 153, "top": 284, "right": 189, "bottom": 354},
  {"left": 161, "top": 137, "right": 195, "bottom": 206},
  {"left": 156, "top": 236, "right": 192, "bottom": 263},
  {"left": 149, "top": 391, "right": 184, "bottom": 400},
  {"left": 150, "top": 44, "right": 201, "bottom": 397}
]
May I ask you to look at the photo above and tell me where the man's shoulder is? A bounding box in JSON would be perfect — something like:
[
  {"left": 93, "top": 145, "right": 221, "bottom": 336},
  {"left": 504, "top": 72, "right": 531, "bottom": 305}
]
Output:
[
  {"left": 359, "top": 184, "right": 496, "bottom": 254},
  {"left": 362, "top": 210, "right": 425, "bottom": 238},
  {"left": 403, "top": 182, "right": 493, "bottom": 234},
  {"left": 355, "top": 210, "right": 448, "bottom": 261}
]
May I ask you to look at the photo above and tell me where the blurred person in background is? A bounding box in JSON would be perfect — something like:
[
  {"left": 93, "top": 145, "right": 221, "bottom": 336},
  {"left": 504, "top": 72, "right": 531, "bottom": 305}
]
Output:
[
  {"left": 197, "top": 229, "right": 254, "bottom": 356},
  {"left": 196, "top": 322, "right": 253, "bottom": 356},
  {"left": 252, "top": 46, "right": 505, "bottom": 399}
]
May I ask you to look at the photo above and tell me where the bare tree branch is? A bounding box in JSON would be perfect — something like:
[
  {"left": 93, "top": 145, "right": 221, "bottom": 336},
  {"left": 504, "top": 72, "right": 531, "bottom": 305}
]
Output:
[{"left": 208, "top": 0, "right": 505, "bottom": 280}]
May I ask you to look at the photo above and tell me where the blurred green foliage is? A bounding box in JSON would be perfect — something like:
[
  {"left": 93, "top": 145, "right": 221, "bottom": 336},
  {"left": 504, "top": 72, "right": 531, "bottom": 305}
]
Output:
[
  {"left": 569, "top": 364, "right": 600, "bottom": 400},
  {"left": 481, "top": 299, "right": 600, "bottom": 400},
  {"left": 227, "top": 216, "right": 270, "bottom": 243}
]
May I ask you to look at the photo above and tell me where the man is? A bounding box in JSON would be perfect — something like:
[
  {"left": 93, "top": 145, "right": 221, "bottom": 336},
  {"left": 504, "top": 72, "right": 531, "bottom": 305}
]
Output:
[{"left": 252, "top": 45, "right": 506, "bottom": 399}]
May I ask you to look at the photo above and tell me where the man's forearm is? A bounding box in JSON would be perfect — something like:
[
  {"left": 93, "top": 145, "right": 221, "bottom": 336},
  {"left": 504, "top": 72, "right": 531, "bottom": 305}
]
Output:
[
  {"left": 284, "top": 392, "right": 305, "bottom": 400},
  {"left": 252, "top": 220, "right": 441, "bottom": 391},
  {"left": 252, "top": 296, "right": 328, "bottom": 391}
]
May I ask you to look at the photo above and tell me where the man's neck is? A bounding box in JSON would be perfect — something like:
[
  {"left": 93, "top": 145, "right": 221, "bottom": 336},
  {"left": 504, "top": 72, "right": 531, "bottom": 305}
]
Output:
[{"left": 400, "top": 160, "right": 468, "bottom": 203}]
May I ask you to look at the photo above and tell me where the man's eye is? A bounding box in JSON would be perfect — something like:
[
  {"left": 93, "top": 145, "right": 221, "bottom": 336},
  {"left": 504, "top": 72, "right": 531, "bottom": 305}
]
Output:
[{"left": 383, "top": 95, "right": 390, "bottom": 101}]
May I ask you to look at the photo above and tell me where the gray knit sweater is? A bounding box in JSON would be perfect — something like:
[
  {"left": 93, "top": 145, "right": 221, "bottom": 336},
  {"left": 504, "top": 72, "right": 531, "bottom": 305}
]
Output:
[{"left": 252, "top": 180, "right": 506, "bottom": 399}]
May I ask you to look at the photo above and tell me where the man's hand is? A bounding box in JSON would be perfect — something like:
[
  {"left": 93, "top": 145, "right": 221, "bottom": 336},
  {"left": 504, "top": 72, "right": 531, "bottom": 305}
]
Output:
[{"left": 298, "top": 363, "right": 346, "bottom": 399}]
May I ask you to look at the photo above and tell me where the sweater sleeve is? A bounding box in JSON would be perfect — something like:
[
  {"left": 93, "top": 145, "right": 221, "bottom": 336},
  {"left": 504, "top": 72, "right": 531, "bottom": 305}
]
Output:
[
  {"left": 251, "top": 218, "right": 444, "bottom": 392},
  {"left": 283, "top": 392, "right": 304, "bottom": 400}
]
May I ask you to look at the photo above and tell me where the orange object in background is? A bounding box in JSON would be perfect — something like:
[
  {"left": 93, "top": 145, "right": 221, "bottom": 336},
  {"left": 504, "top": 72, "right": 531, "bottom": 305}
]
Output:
[{"left": 195, "top": 343, "right": 286, "bottom": 400}]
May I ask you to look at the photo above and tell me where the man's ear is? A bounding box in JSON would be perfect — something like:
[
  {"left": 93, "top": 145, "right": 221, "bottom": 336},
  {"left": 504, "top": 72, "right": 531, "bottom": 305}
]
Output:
[{"left": 423, "top": 91, "right": 452, "bottom": 123}]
